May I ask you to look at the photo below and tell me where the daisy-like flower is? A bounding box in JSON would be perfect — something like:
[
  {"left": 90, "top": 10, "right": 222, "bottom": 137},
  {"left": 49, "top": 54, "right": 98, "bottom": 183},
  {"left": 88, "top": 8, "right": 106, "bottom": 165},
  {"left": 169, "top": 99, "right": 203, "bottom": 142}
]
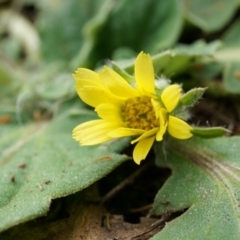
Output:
[{"left": 72, "top": 52, "right": 193, "bottom": 164}]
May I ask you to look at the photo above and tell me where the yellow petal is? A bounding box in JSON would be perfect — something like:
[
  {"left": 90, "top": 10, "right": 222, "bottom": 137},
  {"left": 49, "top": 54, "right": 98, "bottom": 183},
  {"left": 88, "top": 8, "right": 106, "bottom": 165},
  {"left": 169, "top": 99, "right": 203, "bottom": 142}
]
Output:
[
  {"left": 73, "top": 120, "right": 120, "bottom": 145},
  {"left": 73, "top": 119, "right": 110, "bottom": 139},
  {"left": 73, "top": 119, "right": 103, "bottom": 133},
  {"left": 80, "top": 134, "right": 112, "bottom": 145},
  {"left": 168, "top": 116, "right": 193, "bottom": 139},
  {"left": 133, "top": 137, "right": 155, "bottom": 164},
  {"left": 99, "top": 67, "right": 139, "bottom": 99},
  {"left": 108, "top": 128, "right": 145, "bottom": 138},
  {"left": 95, "top": 103, "right": 122, "bottom": 122},
  {"left": 131, "top": 127, "right": 159, "bottom": 144},
  {"left": 76, "top": 86, "right": 123, "bottom": 108},
  {"left": 73, "top": 68, "right": 125, "bottom": 107},
  {"left": 73, "top": 68, "right": 102, "bottom": 86},
  {"left": 161, "top": 84, "right": 182, "bottom": 112},
  {"left": 156, "top": 108, "right": 168, "bottom": 141},
  {"left": 151, "top": 98, "right": 162, "bottom": 119},
  {"left": 134, "top": 52, "right": 155, "bottom": 94}
]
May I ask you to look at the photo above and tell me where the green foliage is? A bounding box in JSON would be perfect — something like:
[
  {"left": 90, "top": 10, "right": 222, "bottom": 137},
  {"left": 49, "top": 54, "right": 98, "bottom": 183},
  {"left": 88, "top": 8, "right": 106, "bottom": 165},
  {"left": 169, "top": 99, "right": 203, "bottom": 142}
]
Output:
[
  {"left": 115, "top": 40, "right": 221, "bottom": 77},
  {"left": 37, "top": 0, "right": 107, "bottom": 63},
  {"left": 191, "top": 126, "right": 229, "bottom": 138},
  {"left": 72, "top": 0, "right": 183, "bottom": 69},
  {"left": 1, "top": 0, "right": 240, "bottom": 238},
  {"left": 151, "top": 136, "right": 240, "bottom": 240},
  {"left": 179, "top": 87, "right": 207, "bottom": 107},
  {"left": 223, "top": 62, "right": 240, "bottom": 93},
  {"left": 182, "top": 0, "right": 239, "bottom": 32},
  {"left": 0, "top": 108, "right": 129, "bottom": 232}
]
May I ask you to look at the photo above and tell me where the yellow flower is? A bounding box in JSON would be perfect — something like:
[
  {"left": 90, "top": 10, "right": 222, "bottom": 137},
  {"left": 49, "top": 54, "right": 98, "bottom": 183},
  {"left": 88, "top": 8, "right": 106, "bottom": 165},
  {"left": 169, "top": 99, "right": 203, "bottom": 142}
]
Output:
[{"left": 72, "top": 52, "right": 193, "bottom": 164}]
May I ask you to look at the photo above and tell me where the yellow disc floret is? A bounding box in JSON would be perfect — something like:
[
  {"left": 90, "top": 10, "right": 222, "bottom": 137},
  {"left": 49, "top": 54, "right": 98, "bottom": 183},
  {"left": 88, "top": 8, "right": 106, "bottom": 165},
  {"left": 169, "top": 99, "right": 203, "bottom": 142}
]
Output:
[{"left": 121, "top": 96, "right": 159, "bottom": 130}]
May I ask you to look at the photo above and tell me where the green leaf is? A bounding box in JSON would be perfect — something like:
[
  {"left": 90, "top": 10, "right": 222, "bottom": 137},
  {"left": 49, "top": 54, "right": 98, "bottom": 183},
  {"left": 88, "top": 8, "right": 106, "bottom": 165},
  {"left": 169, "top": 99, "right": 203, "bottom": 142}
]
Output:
[
  {"left": 151, "top": 136, "right": 240, "bottom": 240},
  {"left": 215, "top": 16, "right": 240, "bottom": 62},
  {"left": 215, "top": 47, "right": 240, "bottom": 63},
  {"left": 212, "top": 18, "right": 240, "bottom": 94},
  {"left": 110, "top": 61, "right": 135, "bottom": 83},
  {"left": 191, "top": 126, "right": 229, "bottom": 138},
  {"left": 0, "top": 108, "right": 129, "bottom": 232},
  {"left": 222, "top": 17, "right": 240, "bottom": 47},
  {"left": 70, "top": 0, "right": 115, "bottom": 69},
  {"left": 118, "top": 40, "right": 221, "bottom": 77},
  {"left": 37, "top": 0, "right": 107, "bottom": 63},
  {"left": 223, "top": 62, "right": 240, "bottom": 94},
  {"left": 110, "top": 0, "right": 182, "bottom": 52},
  {"left": 182, "top": 0, "right": 239, "bottom": 32},
  {"left": 179, "top": 87, "right": 207, "bottom": 107},
  {"left": 73, "top": 0, "right": 183, "bottom": 68},
  {"left": 36, "top": 72, "right": 75, "bottom": 100},
  {"left": 153, "top": 40, "right": 221, "bottom": 76}
]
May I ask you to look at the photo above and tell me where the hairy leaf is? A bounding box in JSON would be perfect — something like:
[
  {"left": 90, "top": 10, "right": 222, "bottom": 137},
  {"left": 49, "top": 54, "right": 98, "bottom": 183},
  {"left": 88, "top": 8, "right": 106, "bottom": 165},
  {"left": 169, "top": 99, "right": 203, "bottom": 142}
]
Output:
[
  {"left": 0, "top": 109, "right": 129, "bottom": 232},
  {"left": 151, "top": 136, "right": 240, "bottom": 240},
  {"left": 182, "top": 0, "right": 239, "bottom": 32},
  {"left": 116, "top": 40, "right": 220, "bottom": 77},
  {"left": 72, "top": 0, "right": 183, "bottom": 69}
]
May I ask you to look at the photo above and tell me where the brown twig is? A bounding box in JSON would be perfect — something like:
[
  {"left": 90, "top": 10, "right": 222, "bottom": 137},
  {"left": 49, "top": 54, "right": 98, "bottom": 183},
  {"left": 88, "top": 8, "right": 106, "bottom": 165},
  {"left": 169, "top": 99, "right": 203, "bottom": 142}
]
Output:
[
  {"left": 101, "top": 162, "right": 151, "bottom": 204},
  {"left": 129, "top": 203, "right": 153, "bottom": 213},
  {"left": 130, "top": 215, "right": 170, "bottom": 240}
]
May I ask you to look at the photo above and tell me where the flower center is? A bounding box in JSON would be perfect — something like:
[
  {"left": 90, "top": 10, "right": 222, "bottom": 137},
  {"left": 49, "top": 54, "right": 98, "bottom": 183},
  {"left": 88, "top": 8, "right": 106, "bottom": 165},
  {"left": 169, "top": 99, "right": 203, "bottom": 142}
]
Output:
[{"left": 121, "top": 96, "right": 159, "bottom": 130}]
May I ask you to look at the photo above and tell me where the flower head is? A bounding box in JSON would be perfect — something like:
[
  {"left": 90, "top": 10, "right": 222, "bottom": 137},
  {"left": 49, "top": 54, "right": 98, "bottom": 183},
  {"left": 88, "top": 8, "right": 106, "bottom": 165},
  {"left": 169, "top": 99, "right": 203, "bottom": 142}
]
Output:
[{"left": 72, "top": 52, "right": 193, "bottom": 164}]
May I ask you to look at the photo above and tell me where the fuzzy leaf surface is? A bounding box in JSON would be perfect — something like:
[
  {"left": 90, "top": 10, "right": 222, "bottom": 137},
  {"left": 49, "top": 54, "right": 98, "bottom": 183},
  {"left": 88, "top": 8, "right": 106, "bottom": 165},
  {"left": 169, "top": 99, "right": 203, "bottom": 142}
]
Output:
[
  {"left": 182, "top": 0, "right": 239, "bottom": 32},
  {"left": 151, "top": 136, "right": 240, "bottom": 240},
  {"left": 73, "top": 0, "right": 182, "bottom": 68},
  {"left": 0, "top": 109, "right": 129, "bottom": 232},
  {"left": 117, "top": 40, "right": 220, "bottom": 77},
  {"left": 179, "top": 87, "right": 206, "bottom": 107}
]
